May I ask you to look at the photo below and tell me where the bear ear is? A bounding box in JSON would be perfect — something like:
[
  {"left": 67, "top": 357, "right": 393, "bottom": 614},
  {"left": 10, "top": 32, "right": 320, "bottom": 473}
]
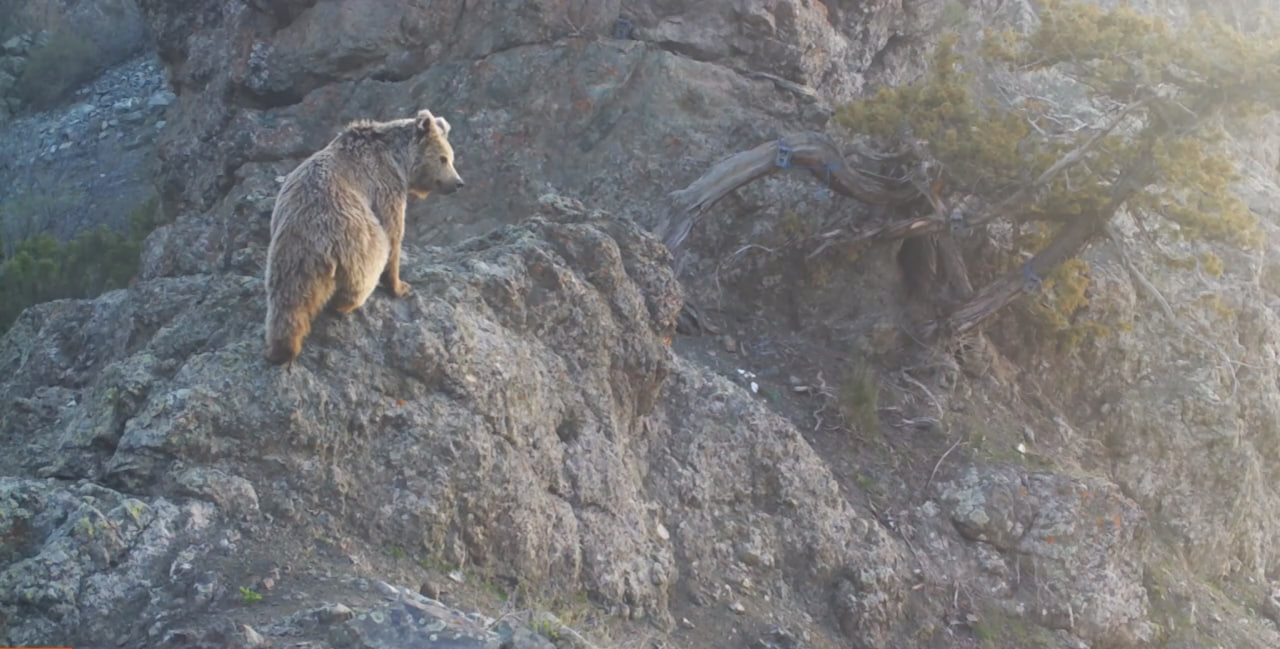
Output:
[
  {"left": 416, "top": 109, "right": 436, "bottom": 135},
  {"left": 434, "top": 116, "right": 451, "bottom": 136}
]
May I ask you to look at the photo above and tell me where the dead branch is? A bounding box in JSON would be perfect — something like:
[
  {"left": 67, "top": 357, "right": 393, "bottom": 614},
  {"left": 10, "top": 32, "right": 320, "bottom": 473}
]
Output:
[
  {"left": 935, "top": 234, "right": 975, "bottom": 300},
  {"left": 973, "top": 98, "right": 1148, "bottom": 229},
  {"left": 661, "top": 100, "right": 1143, "bottom": 258},
  {"left": 657, "top": 132, "right": 919, "bottom": 252},
  {"left": 1105, "top": 224, "right": 1175, "bottom": 321},
  {"left": 925, "top": 436, "right": 965, "bottom": 495},
  {"left": 900, "top": 371, "right": 944, "bottom": 420},
  {"left": 658, "top": 115, "right": 1161, "bottom": 343},
  {"left": 918, "top": 146, "right": 1160, "bottom": 339},
  {"left": 737, "top": 68, "right": 822, "bottom": 103}
]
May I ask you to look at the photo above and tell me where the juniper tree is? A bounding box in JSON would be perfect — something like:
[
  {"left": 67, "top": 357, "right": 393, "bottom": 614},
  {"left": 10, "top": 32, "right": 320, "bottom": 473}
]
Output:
[{"left": 834, "top": 0, "right": 1279, "bottom": 341}]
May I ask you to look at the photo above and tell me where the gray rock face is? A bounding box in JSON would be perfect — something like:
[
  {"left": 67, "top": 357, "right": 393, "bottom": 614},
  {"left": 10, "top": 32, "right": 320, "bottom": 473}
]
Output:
[
  {"left": 1048, "top": 92, "right": 1280, "bottom": 584},
  {"left": 0, "top": 476, "right": 219, "bottom": 647},
  {"left": 0, "top": 200, "right": 914, "bottom": 647},
  {"left": 935, "top": 467, "right": 1152, "bottom": 644},
  {"left": 131, "top": 0, "right": 933, "bottom": 280},
  {"left": 0, "top": 0, "right": 148, "bottom": 119},
  {"left": 7, "top": 0, "right": 1280, "bottom": 648},
  {"left": 0, "top": 54, "right": 169, "bottom": 241}
]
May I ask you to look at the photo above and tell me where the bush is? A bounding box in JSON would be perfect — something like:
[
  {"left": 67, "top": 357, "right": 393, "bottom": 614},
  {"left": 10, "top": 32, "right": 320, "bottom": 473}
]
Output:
[
  {"left": 13, "top": 28, "right": 102, "bottom": 110},
  {"left": 0, "top": 197, "right": 162, "bottom": 332}
]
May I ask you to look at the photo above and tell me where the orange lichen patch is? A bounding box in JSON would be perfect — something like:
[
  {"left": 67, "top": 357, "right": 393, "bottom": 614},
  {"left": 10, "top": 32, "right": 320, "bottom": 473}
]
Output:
[
  {"left": 1113, "top": 514, "right": 1123, "bottom": 529},
  {"left": 573, "top": 97, "right": 594, "bottom": 113},
  {"left": 1045, "top": 535, "right": 1055, "bottom": 544},
  {"left": 396, "top": 399, "right": 407, "bottom": 407}
]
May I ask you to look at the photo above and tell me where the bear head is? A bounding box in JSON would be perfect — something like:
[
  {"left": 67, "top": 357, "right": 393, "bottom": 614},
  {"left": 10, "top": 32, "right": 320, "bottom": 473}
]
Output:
[{"left": 410, "top": 109, "right": 465, "bottom": 199}]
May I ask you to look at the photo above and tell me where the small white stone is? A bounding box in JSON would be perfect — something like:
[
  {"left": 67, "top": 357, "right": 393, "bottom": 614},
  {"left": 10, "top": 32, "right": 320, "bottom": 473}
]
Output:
[{"left": 655, "top": 523, "right": 670, "bottom": 541}]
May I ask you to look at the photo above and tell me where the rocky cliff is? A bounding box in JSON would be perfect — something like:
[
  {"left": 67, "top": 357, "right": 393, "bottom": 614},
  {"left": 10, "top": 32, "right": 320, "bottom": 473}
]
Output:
[
  {"left": 0, "top": 0, "right": 159, "bottom": 242},
  {"left": 3, "top": 1, "right": 1280, "bottom": 649}
]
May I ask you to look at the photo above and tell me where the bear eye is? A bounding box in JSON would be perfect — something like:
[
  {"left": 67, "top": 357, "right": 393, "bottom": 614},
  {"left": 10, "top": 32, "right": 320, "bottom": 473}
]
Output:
[{"left": 439, "top": 156, "right": 448, "bottom": 164}]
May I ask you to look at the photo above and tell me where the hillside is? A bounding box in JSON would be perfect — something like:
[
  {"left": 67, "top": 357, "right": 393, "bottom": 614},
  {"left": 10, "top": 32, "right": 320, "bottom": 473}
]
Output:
[{"left": 3, "top": 1, "right": 1280, "bottom": 648}]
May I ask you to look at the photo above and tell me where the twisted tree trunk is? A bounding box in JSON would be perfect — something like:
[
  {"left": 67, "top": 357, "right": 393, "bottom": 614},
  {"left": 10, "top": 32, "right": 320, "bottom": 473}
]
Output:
[
  {"left": 659, "top": 133, "right": 1141, "bottom": 341},
  {"left": 918, "top": 212, "right": 1109, "bottom": 339},
  {"left": 918, "top": 151, "right": 1154, "bottom": 338}
]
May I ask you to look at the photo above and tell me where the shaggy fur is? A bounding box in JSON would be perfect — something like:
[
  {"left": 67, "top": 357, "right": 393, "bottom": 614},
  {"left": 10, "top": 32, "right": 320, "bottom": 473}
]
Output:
[{"left": 263, "top": 109, "right": 464, "bottom": 365}]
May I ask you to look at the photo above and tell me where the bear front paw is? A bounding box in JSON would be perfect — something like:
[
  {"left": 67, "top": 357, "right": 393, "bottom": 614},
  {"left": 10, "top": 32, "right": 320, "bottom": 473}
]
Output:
[{"left": 392, "top": 280, "right": 412, "bottom": 297}]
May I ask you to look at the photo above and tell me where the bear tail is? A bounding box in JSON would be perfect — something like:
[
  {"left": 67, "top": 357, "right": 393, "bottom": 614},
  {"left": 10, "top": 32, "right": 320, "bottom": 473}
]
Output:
[{"left": 264, "top": 257, "right": 336, "bottom": 366}]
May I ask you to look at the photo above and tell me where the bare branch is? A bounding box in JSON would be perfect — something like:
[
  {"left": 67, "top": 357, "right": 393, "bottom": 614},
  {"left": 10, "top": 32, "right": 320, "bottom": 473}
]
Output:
[
  {"left": 925, "top": 435, "right": 965, "bottom": 495},
  {"left": 1104, "top": 224, "right": 1175, "bottom": 321},
  {"left": 657, "top": 132, "right": 918, "bottom": 252}
]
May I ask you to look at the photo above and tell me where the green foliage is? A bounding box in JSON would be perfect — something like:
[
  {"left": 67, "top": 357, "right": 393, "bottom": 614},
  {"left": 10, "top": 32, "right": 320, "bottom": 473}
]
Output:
[
  {"left": 987, "top": 1, "right": 1277, "bottom": 248},
  {"left": 530, "top": 617, "right": 563, "bottom": 641},
  {"left": 1005, "top": 223, "right": 1110, "bottom": 351},
  {"left": 838, "top": 33, "right": 1036, "bottom": 198},
  {"left": 835, "top": 2, "right": 1280, "bottom": 349},
  {"left": 838, "top": 364, "right": 879, "bottom": 432},
  {"left": 1025, "top": 257, "right": 1111, "bottom": 352},
  {"left": 0, "top": 196, "right": 163, "bottom": 333},
  {"left": 14, "top": 28, "right": 102, "bottom": 109},
  {"left": 238, "top": 586, "right": 263, "bottom": 604},
  {"left": 1, "top": 190, "right": 85, "bottom": 257}
]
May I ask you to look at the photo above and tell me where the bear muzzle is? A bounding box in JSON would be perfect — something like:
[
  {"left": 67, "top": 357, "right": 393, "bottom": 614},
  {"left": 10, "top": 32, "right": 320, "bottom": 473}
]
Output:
[{"left": 437, "top": 175, "right": 465, "bottom": 194}]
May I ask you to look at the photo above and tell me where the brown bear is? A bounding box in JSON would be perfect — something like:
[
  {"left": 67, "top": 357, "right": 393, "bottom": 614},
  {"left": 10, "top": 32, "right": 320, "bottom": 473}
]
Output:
[{"left": 263, "top": 108, "right": 464, "bottom": 365}]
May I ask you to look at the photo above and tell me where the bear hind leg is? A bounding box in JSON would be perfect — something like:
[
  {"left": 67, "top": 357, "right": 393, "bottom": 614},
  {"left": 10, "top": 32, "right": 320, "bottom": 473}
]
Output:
[
  {"left": 330, "top": 226, "right": 388, "bottom": 314},
  {"left": 329, "top": 262, "right": 383, "bottom": 314}
]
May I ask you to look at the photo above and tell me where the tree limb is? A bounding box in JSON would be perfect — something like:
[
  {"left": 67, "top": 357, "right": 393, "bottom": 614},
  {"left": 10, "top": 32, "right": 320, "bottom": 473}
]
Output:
[
  {"left": 975, "top": 98, "right": 1149, "bottom": 228},
  {"left": 918, "top": 149, "right": 1158, "bottom": 339},
  {"left": 657, "top": 114, "right": 1166, "bottom": 341},
  {"left": 1104, "top": 223, "right": 1175, "bottom": 321},
  {"left": 918, "top": 209, "right": 1112, "bottom": 339},
  {"left": 657, "top": 132, "right": 919, "bottom": 252}
]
